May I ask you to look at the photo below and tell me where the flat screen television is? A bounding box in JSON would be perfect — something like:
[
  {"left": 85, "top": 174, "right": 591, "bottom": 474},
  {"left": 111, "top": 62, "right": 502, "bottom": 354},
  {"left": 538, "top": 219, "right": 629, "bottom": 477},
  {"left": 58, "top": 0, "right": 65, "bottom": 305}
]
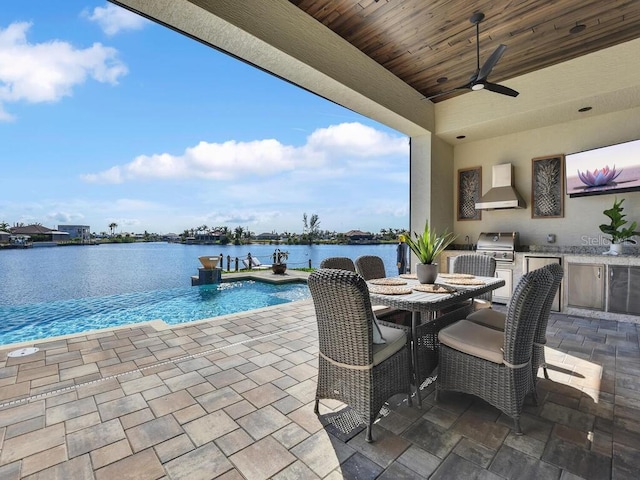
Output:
[{"left": 566, "top": 138, "right": 640, "bottom": 197}]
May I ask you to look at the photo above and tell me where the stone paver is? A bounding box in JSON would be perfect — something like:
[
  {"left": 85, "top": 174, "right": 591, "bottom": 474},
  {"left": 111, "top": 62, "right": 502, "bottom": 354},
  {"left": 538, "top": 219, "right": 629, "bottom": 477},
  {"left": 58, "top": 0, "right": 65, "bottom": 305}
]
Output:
[{"left": 0, "top": 299, "right": 637, "bottom": 479}]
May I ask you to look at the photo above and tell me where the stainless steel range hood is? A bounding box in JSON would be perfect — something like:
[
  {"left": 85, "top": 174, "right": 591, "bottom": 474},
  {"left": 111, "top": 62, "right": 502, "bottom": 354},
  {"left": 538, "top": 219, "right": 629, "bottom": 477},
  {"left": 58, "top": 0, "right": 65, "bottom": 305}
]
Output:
[{"left": 475, "top": 164, "right": 526, "bottom": 210}]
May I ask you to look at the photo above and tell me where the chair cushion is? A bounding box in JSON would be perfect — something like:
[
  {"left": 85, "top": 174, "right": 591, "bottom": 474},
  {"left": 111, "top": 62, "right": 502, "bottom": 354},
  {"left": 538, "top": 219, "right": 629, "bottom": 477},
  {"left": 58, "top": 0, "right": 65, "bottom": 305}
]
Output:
[
  {"left": 466, "top": 308, "right": 506, "bottom": 331},
  {"left": 438, "top": 320, "right": 504, "bottom": 364},
  {"left": 373, "top": 324, "right": 406, "bottom": 365},
  {"left": 472, "top": 299, "right": 492, "bottom": 310}
]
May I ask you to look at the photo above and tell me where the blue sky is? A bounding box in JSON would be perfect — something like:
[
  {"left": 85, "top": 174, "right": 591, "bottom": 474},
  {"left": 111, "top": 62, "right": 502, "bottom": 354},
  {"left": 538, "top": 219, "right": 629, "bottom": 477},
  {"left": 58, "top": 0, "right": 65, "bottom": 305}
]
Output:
[{"left": 0, "top": 1, "right": 409, "bottom": 235}]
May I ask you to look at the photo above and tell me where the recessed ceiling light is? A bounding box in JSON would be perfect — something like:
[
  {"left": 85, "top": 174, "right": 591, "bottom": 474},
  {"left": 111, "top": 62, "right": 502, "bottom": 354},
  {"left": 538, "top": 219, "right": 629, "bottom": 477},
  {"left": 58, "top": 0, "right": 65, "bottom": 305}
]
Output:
[
  {"left": 578, "top": 106, "right": 592, "bottom": 112},
  {"left": 456, "top": 135, "right": 466, "bottom": 139},
  {"left": 570, "top": 24, "right": 586, "bottom": 34},
  {"left": 436, "top": 76, "right": 448, "bottom": 84}
]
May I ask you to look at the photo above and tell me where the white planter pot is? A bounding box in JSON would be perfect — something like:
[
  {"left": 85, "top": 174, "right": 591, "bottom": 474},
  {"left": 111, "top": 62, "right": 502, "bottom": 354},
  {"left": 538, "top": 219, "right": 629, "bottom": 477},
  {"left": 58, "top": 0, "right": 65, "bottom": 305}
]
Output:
[
  {"left": 609, "top": 243, "right": 623, "bottom": 255},
  {"left": 416, "top": 263, "right": 438, "bottom": 284}
]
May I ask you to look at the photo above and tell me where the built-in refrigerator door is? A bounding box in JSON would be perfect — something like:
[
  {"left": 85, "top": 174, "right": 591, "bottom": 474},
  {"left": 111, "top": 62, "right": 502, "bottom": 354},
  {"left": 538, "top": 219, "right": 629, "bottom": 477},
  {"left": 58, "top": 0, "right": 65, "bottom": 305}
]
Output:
[{"left": 525, "top": 256, "right": 562, "bottom": 311}]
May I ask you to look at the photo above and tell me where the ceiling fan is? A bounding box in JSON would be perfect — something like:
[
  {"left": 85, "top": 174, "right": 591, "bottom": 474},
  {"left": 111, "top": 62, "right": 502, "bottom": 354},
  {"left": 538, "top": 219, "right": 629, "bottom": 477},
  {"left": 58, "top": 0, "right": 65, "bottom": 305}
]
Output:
[{"left": 427, "top": 12, "right": 519, "bottom": 100}]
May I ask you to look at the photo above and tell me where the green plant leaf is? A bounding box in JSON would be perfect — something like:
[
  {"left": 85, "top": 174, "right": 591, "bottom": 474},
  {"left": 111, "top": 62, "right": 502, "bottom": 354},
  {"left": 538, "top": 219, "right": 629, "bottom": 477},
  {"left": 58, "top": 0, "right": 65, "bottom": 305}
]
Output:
[
  {"left": 404, "top": 220, "right": 457, "bottom": 264},
  {"left": 599, "top": 197, "right": 640, "bottom": 243}
]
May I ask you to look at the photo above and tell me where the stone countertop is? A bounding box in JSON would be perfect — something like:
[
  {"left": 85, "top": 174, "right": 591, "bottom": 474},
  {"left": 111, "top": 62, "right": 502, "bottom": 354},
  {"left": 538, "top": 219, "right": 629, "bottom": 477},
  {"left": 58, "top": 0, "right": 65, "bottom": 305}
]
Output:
[
  {"left": 524, "top": 245, "right": 639, "bottom": 256},
  {"left": 447, "top": 245, "right": 639, "bottom": 257}
]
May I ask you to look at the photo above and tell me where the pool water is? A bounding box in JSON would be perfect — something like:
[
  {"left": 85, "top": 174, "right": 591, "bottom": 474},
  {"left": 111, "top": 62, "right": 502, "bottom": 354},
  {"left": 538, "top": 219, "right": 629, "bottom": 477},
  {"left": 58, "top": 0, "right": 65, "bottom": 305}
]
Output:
[{"left": 0, "top": 281, "right": 310, "bottom": 346}]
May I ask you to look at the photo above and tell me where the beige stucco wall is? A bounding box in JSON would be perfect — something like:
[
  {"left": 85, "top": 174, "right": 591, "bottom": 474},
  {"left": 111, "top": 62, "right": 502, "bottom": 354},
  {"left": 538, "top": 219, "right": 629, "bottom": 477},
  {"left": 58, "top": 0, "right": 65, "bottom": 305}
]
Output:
[
  {"left": 452, "top": 106, "right": 640, "bottom": 246},
  {"left": 409, "top": 134, "right": 454, "bottom": 265}
]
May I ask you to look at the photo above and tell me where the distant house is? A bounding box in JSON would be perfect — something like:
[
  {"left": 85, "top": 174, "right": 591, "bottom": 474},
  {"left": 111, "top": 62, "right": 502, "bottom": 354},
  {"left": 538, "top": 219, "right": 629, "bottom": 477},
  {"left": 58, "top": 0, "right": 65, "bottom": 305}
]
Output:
[
  {"left": 163, "top": 233, "right": 181, "bottom": 242},
  {"left": 195, "top": 231, "right": 223, "bottom": 243},
  {"left": 0, "top": 231, "right": 10, "bottom": 244},
  {"left": 10, "top": 225, "right": 69, "bottom": 243},
  {"left": 58, "top": 224, "right": 91, "bottom": 242},
  {"left": 256, "top": 232, "right": 280, "bottom": 242},
  {"left": 345, "top": 230, "right": 373, "bottom": 242}
]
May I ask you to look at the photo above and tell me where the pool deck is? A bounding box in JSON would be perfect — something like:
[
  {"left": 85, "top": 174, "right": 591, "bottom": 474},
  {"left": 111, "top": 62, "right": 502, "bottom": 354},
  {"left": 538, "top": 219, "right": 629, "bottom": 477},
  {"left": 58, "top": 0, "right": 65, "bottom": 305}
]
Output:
[
  {"left": 0, "top": 292, "right": 638, "bottom": 478},
  {"left": 221, "top": 269, "right": 311, "bottom": 284}
]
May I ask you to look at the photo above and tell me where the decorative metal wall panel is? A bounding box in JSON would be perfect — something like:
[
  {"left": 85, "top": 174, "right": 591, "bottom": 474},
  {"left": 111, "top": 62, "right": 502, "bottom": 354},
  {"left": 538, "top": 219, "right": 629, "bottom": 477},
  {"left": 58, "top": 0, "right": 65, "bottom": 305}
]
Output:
[
  {"left": 458, "top": 167, "right": 482, "bottom": 221},
  {"left": 532, "top": 154, "right": 564, "bottom": 218}
]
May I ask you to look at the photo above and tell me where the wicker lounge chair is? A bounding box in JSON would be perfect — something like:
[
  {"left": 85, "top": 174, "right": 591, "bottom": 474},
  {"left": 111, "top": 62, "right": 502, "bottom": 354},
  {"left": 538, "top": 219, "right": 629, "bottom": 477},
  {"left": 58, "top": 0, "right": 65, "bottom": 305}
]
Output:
[
  {"left": 465, "top": 263, "right": 564, "bottom": 380},
  {"left": 308, "top": 269, "right": 413, "bottom": 442},
  {"left": 354, "top": 255, "right": 387, "bottom": 280},
  {"left": 452, "top": 254, "right": 497, "bottom": 309},
  {"left": 436, "top": 267, "right": 554, "bottom": 435}
]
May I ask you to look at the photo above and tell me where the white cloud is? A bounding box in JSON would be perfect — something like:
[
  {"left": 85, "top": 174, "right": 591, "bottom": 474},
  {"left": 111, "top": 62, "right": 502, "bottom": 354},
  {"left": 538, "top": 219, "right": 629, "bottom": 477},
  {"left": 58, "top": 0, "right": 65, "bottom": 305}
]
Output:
[
  {"left": 47, "top": 211, "right": 85, "bottom": 223},
  {"left": 82, "top": 122, "right": 409, "bottom": 183},
  {"left": 0, "top": 22, "right": 127, "bottom": 120},
  {"left": 306, "top": 122, "right": 408, "bottom": 157},
  {"left": 83, "top": 3, "right": 149, "bottom": 36}
]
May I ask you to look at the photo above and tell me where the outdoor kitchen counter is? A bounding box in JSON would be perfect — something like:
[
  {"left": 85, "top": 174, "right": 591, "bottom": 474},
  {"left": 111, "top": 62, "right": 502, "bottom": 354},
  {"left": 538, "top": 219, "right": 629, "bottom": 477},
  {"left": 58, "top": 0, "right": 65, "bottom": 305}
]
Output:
[{"left": 438, "top": 249, "right": 640, "bottom": 324}]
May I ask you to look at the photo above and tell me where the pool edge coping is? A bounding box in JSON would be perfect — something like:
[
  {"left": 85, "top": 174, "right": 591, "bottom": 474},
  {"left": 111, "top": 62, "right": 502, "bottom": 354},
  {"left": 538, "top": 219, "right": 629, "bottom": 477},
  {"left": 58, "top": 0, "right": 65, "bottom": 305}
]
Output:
[{"left": 0, "top": 297, "right": 315, "bottom": 352}]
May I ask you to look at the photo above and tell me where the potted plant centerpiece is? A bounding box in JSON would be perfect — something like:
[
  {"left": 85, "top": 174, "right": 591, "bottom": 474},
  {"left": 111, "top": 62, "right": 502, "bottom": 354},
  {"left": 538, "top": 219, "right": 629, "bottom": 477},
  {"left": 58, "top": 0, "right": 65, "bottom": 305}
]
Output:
[
  {"left": 272, "top": 248, "right": 289, "bottom": 274},
  {"left": 402, "top": 221, "right": 457, "bottom": 284},
  {"left": 599, "top": 197, "right": 639, "bottom": 255}
]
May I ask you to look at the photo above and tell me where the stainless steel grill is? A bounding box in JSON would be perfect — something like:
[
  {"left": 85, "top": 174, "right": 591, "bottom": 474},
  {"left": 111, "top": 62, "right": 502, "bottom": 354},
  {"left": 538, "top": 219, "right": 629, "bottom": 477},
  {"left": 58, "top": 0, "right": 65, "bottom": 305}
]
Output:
[{"left": 476, "top": 232, "right": 519, "bottom": 263}]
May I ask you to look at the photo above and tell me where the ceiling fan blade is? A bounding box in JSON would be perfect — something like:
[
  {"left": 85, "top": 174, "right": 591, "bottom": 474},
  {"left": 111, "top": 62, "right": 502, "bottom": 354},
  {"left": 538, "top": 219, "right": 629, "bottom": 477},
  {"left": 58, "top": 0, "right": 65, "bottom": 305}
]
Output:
[
  {"left": 477, "top": 44, "right": 507, "bottom": 81},
  {"left": 483, "top": 81, "right": 519, "bottom": 97},
  {"left": 425, "top": 83, "right": 471, "bottom": 100}
]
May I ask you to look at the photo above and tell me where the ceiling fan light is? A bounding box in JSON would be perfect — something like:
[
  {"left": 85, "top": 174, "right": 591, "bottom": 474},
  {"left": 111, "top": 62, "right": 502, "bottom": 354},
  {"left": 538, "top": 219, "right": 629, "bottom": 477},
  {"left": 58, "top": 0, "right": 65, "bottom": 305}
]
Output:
[
  {"left": 570, "top": 24, "right": 586, "bottom": 34},
  {"left": 471, "top": 83, "right": 485, "bottom": 91}
]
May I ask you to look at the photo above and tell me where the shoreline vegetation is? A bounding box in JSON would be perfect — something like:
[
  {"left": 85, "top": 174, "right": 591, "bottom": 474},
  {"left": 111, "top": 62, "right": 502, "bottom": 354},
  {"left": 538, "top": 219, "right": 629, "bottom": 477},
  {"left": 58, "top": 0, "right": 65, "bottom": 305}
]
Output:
[
  {"left": 0, "top": 215, "right": 408, "bottom": 249},
  {"left": 0, "top": 228, "right": 408, "bottom": 249}
]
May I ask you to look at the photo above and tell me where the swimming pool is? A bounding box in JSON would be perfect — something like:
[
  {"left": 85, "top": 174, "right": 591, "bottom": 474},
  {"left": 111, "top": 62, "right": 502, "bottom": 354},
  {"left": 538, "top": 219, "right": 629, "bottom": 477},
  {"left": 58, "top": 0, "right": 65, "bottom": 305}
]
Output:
[{"left": 0, "top": 280, "right": 310, "bottom": 346}]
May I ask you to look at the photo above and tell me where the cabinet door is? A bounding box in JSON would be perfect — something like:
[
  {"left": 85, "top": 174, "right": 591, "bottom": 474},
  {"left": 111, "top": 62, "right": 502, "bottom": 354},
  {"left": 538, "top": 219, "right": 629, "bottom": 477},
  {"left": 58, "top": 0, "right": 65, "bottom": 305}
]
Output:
[
  {"left": 609, "top": 266, "right": 640, "bottom": 315},
  {"left": 493, "top": 268, "right": 513, "bottom": 304},
  {"left": 628, "top": 267, "right": 640, "bottom": 315},
  {"left": 525, "top": 257, "right": 561, "bottom": 311},
  {"left": 608, "top": 266, "right": 629, "bottom": 314},
  {"left": 567, "top": 263, "right": 604, "bottom": 310}
]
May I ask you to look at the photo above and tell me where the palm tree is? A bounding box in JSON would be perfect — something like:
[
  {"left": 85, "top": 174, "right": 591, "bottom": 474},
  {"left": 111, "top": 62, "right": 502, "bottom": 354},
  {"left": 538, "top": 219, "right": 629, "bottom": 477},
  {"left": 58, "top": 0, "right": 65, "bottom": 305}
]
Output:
[
  {"left": 0, "top": 221, "right": 9, "bottom": 231},
  {"left": 234, "top": 226, "right": 244, "bottom": 245},
  {"left": 308, "top": 214, "right": 320, "bottom": 245},
  {"left": 109, "top": 222, "right": 118, "bottom": 237}
]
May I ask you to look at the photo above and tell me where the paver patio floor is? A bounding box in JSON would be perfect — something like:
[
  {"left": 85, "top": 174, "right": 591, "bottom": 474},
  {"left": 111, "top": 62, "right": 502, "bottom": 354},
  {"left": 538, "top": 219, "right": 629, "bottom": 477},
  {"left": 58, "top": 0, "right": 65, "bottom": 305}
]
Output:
[{"left": 0, "top": 298, "right": 638, "bottom": 479}]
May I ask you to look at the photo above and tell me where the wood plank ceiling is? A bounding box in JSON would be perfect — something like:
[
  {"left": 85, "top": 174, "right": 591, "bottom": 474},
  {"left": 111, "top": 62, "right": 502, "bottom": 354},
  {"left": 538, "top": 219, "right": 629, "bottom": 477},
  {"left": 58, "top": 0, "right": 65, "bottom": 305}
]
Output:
[{"left": 289, "top": 0, "right": 640, "bottom": 102}]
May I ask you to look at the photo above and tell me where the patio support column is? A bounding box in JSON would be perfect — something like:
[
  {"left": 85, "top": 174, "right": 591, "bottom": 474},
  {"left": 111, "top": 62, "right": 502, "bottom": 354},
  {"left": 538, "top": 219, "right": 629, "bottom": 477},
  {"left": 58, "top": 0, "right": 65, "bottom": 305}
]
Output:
[{"left": 409, "top": 134, "right": 455, "bottom": 266}]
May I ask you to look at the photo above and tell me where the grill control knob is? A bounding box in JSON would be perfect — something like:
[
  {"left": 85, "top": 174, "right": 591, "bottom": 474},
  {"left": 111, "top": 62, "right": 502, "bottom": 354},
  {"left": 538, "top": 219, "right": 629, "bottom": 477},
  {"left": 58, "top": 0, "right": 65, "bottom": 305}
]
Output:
[{"left": 501, "top": 252, "right": 507, "bottom": 258}]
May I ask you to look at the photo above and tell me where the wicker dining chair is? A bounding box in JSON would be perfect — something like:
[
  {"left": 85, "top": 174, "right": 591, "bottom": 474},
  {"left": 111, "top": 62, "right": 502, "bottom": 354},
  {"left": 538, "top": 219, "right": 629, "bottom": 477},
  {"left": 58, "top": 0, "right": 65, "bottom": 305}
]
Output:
[
  {"left": 320, "top": 256, "right": 396, "bottom": 318},
  {"left": 354, "top": 255, "right": 387, "bottom": 280},
  {"left": 307, "top": 269, "right": 413, "bottom": 442},
  {"left": 466, "top": 263, "right": 564, "bottom": 380},
  {"left": 436, "top": 267, "right": 554, "bottom": 435},
  {"left": 452, "top": 254, "right": 497, "bottom": 309},
  {"left": 320, "top": 256, "right": 356, "bottom": 272}
]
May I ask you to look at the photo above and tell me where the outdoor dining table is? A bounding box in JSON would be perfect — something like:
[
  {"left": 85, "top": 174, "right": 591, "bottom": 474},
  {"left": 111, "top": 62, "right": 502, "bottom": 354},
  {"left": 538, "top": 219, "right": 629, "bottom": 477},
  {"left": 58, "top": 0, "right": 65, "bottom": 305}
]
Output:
[{"left": 368, "top": 274, "right": 506, "bottom": 406}]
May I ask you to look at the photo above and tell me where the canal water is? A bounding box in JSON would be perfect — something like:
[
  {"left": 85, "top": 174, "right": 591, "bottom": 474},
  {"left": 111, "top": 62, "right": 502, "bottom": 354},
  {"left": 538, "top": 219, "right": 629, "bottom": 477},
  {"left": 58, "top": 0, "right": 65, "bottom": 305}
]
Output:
[{"left": 0, "top": 242, "right": 400, "bottom": 306}]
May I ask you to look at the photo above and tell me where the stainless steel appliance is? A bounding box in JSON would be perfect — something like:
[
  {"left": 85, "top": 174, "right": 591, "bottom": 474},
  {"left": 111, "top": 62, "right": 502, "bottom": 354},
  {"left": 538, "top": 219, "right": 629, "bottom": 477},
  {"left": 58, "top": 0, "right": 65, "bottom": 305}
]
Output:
[
  {"left": 475, "top": 164, "right": 526, "bottom": 210},
  {"left": 476, "top": 232, "right": 519, "bottom": 263},
  {"left": 476, "top": 232, "right": 520, "bottom": 304}
]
